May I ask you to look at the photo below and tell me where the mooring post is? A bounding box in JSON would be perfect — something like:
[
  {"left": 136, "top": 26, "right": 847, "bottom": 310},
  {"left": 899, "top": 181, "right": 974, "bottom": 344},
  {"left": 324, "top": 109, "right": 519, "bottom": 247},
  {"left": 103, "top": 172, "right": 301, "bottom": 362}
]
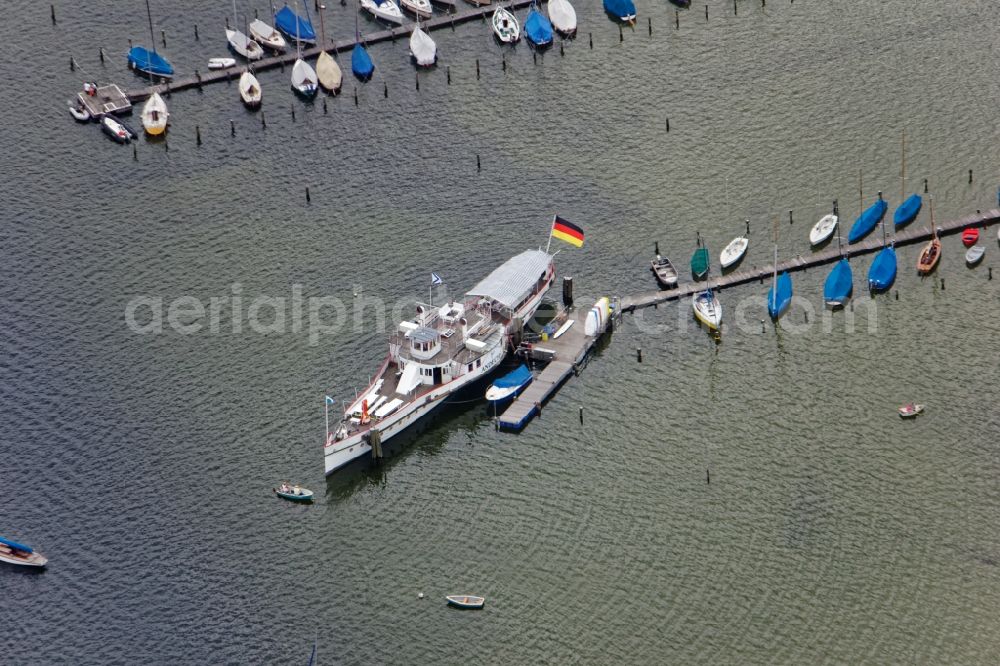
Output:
[
  {"left": 447, "top": 66, "right": 451, "bottom": 84},
  {"left": 941, "top": 278, "right": 945, "bottom": 290},
  {"left": 804, "top": 311, "right": 808, "bottom": 323},
  {"left": 969, "top": 169, "right": 973, "bottom": 184},
  {"left": 665, "top": 117, "right": 670, "bottom": 132},
  {"left": 51, "top": 4, "right": 56, "bottom": 24},
  {"left": 655, "top": 240, "right": 660, "bottom": 255},
  {"left": 161, "top": 29, "right": 166, "bottom": 47},
  {"left": 535, "top": 402, "right": 541, "bottom": 419},
  {"left": 734, "top": 0, "right": 738, "bottom": 16},
  {"left": 196, "top": 70, "right": 202, "bottom": 89},
  {"left": 502, "top": 55, "right": 506, "bottom": 73},
  {"left": 323, "top": 98, "right": 327, "bottom": 114},
  {"left": 619, "top": 24, "right": 623, "bottom": 42},
  {"left": 675, "top": 9, "right": 679, "bottom": 29},
  {"left": 164, "top": 140, "right": 169, "bottom": 153},
  {"left": 760, "top": 319, "right": 765, "bottom": 332},
  {"left": 789, "top": 209, "right": 793, "bottom": 224},
  {"left": 648, "top": 17, "right": 652, "bottom": 36},
  {"left": 194, "top": 24, "right": 199, "bottom": 40},
  {"left": 706, "top": 4, "right": 709, "bottom": 20},
  {"left": 291, "top": 104, "right": 296, "bottom": 121},
  {"left": 133, "top": 144, "right": 137, "bottom": 161},
  {"left": 706, "top": 469, "right": 710, "bottom": 484},
  {"left": 226, "top": 17, "right": 230, "bottom": 29},
  {"left": 579, "top": 407, "right": 584, "bottom": 424},
  {"left": 533, "top": 51, "right": 537, "bottom": 65},
  {"left": 383, "top": 82, "right": 388, "bottom": 98},
  {"left": 589, "top": 32, "right": 593, "bottom": 49},
  {"left": 477, "top": 154, "right": 481, "bottom": 172},
  {"left": 306, "top": 187, "right": 311, "bottom": 203},
  {"left": 894, "top": 290, "right": 899, "bottom": 300},
  {"left": 70, "top": 56, "right": 75, "bottom": 72},
  {"left": 196, "top": 125, "right": 201, "bottom": 146},
  {"left": 354, "top": 87, "right": 358, "bottom": 106},
  {"left": 415, "top": 73, "right": 419, "bottom": 90},
  {"left": 637, "top": 348, "right": 642, "bottom": 362},
  {"left": 924, "top": 178, "right": 928, "bottom": 193},
  {"left": 230, "top": 119, "right": 235, "bottom": 136},
  {"left": 746, "top": 218, "right": 750, "bottom": 234},
  {"left": 989, "top": 267, "right": 993, "bottom": 280},
  {"left": 560, "top": 42, "right": 564, "bottom": 56},
  {"left": 99, "top": 48, "right": 105, "bottom": 64},
  {"left": 129, "top": 38, "right": 133, "bottom": 49},
  {"left": 476, "top": 58, "right": 480, "bottom": 79},
  {"left": 260, "top": 111, "right": 266, "bottom": 128}
]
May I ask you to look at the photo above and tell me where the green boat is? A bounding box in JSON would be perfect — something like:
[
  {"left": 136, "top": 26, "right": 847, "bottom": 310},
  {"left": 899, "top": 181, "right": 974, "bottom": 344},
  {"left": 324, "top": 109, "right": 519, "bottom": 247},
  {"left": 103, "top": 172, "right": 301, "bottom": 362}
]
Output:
[{"left": 690, "top": 245, "right": 710, "bottom": 279}]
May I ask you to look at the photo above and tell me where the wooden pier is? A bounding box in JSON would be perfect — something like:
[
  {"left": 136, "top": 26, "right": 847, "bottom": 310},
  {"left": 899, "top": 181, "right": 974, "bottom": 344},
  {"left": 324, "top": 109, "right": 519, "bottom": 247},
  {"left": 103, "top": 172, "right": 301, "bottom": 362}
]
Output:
[
  {"left": 126, "top": 0, "right": 536, "bottom": 102},
  {"left": 498, "top": 304, "right": 606, "bottom": 431},
  {"left": 620, "top": 209, "right": 1000, "bottom": 312}
]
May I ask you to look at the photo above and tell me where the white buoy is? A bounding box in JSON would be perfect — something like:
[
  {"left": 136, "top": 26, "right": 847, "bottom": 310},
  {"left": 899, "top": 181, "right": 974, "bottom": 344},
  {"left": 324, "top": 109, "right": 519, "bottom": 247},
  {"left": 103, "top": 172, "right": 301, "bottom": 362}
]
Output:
[{"left": 417, "top": 592, "right": 424, "bottom": 599}]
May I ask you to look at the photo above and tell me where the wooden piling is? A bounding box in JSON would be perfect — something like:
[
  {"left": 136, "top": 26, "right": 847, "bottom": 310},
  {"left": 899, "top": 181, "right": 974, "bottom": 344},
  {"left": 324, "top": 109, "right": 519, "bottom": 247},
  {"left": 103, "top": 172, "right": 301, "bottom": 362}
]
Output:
[
  {"left": 51, "top": 4, "right": 56, "bottom": 24},
  {"left": 306, "top": 187, "right": 311, "bottom": 203},
  {"left": 196, "top": 125, "right": 201, "bottom": 146},
  {"left": 230, "top": 119, "right": 235, "bottom": 136},
  {"left": 99, "top": 48, "right": 105, "bottom": 64}
]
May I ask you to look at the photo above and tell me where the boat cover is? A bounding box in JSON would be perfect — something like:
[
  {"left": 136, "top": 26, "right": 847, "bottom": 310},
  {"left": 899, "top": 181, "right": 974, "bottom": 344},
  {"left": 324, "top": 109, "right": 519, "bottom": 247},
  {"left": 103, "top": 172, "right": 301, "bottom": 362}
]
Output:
[
  {"left": 466, "top": 250, "right": 552, "bottom": 311},
  {"left": 848, "top": 198, "right": 888, "bottom": 243},
  {"left": 767, "top": 272, "right": 793, "bottom": 319},
  {"left": 823, "top": 258, "right": 853, "bottom": 303},
  {"left": 275, "top": 4, "right": 316, "bottom": 41},
  {"left": 868, "top": 245, "right": 897, "bottom": 290},
  {"left": 493, "top": 364, "right": 532, "bottom": 389},
  {"left": 548, "top": 0, "right": 577, "bottom": 33},
  {"left": 690, "top": 246, "right": 709, "bottom": 276},
  {"left": 603, "top": 0, "right": 636, "bottom": 20},
  {"left": 352, "top": 43, "right": 375, "bottom": 80},
  {"left": 128, "top": 46, "right": 174, "bottom": 77},
  {"left": 524, "top": 8, "right": 553, "bottom": 45},
  {"left": 410, "top": 27, "right": 437, "bottom": 66},
  {"left": 0, "top": 535, "right": 33, "bottom": 553},
  {"left": 893, "top": 193, "right": 922, "bottom": 227}
]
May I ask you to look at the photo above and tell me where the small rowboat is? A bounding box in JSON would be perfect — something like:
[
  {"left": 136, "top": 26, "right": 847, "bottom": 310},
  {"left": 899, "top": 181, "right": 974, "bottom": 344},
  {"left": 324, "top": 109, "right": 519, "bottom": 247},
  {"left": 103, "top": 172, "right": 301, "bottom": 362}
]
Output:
[
  {"left": 898, "top": 403, "right": 924, "bottom": 418},
  {"left": 274, "top": 482, "right": 314, "bottom": 502},
  {"left": 0, "top": 535, "right": 48, "bottom": 568},
  {"left": 719, "top": 236, "right": 748, "bottom": 269},
  {"left": 809, "top": 213, "right": 839, "bottom": 246},
  {"left": 651, "top": 254, "right": 678, "bottom": 288},
  {"left": 68, "top": 99, "right": 91, "bottom": 122},
  {"left": 208, "top": 57, "right": 237, "bottom": 70},
  {"left": 965, "top": 244, "right": 985, "bottom": 266},
  {"left": 446, "top": 595, "right": 485, "bottom": 609},
  {"left": 961, "top": 228, "right": 979, "bottom": 247}
]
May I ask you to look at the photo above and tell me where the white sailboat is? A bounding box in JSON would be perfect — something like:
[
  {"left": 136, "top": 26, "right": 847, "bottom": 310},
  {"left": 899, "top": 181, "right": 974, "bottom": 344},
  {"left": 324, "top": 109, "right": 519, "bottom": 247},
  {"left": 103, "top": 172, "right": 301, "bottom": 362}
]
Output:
[
  {"left": 692, "top": 289, "right": 722, "bottom": 330},
  {"left": 360, "top": 0, "right": 404, "bottom": 25},
  {"left": 239, "top": 70, "right": 262, "bottom": 108},
  {"left": 491, "top": 7, "right": 520, "bottom": 43},
  {"left": 719, "top": 235, "right": 748, "bottom": 269},
  {"left": 227, "top": 28, "right": 264, "bottom": 59},
  {"left": 400, "top": 0, "right": 432, "bottom": 18},
  {"left": 290, "top": 3, "right": 318, "bottom": 97},
  {"left": 141, "top": 91, "right": 169, "bottom": 135},
  {"left": 547, "top": 0, "right": 576, "bottom": 35},
  {"left": 409, "top": 18, "right": 436, "bottom": 67},
  {"left": 249, "top": 18, "right": 288, "bottom": 51},
  {"left": 315, "top": 4, "right": 342, "bottom": 94}
]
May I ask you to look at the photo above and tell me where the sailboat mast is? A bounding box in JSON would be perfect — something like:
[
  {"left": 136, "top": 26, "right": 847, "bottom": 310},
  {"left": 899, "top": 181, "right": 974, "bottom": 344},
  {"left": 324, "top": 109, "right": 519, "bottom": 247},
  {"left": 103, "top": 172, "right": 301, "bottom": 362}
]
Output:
[
  {"left": 900, "top": 129, "right": 906, "bottom": 204},
  {"left": 858, "top": 170, "right": 863, "bottom": 220},
  {"left": 145, "top": 0, "right": 157, "bottom": 51}
]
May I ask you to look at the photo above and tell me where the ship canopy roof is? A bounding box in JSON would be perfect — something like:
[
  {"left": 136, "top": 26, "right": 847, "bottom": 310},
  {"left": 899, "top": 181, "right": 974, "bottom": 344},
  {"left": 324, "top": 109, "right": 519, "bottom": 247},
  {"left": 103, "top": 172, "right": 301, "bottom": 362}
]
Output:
[{"left": 465, "top": 250, "right": 552, "bottom": 310}]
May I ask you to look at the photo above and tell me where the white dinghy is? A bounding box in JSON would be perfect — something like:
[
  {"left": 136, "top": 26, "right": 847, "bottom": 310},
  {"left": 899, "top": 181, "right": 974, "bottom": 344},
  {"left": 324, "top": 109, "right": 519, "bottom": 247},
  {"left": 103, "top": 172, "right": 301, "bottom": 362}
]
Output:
[
  {"left": 239, "top": 70, "right": 262, "bottom": 108},
  {"left": 227, "top": 28, "right": 264, "bottom": 60},
  {"left": 400, "top": 0, "right": 432, "bottom": 19},
  {"left": 409, "top": 20, "right": 437, "bottom": 67},
  {"left": 719, "top": 236, "right": 748, "bottom": 269},
  {"left": 491, "top": 7, "right": 520, "bottom": 43},
  {"left": 140, "top": 91, "right": 169, "bottom": 136},
  {"left": 810, "top": 213, "right": 839, "bottom": 246},
  {"left": 361, "top": 0, "right": 404, "bottom": 25},
  {"left": 547, "top": 0, "right": 577, "bottom": 35},
  {"left": 249, "top": 18, "right": 288, "bottom": 51},
  {"left": 208, "top": 57, "right": 237, "bottom": 69}
]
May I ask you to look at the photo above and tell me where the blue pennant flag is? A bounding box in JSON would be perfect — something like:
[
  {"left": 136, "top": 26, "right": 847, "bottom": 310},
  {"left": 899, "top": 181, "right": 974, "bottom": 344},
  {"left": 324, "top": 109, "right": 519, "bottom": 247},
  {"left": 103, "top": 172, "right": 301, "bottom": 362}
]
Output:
[{"left": 431, "top": 272, "right": 443, "bottom": 285}]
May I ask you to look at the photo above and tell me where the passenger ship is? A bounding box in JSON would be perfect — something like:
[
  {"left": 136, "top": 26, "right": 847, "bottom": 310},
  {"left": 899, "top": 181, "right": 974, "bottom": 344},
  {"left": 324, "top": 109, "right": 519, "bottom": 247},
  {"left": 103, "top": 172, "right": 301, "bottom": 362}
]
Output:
[{"left": 324, "top": 250, "right": 555, "bottom": 475}]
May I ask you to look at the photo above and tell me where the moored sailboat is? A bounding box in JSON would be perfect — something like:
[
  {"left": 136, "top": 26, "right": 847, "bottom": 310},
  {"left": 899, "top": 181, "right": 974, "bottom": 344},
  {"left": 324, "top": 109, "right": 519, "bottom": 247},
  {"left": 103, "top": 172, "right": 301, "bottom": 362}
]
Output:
[
  {"left": 548, "top": 0, "right": 577, "bottom": 35},
  {"left": 315, "top": 6, "right": 342, "bottom": 94},
  {"left": 409, "top": 16, "right": 437, "bottom": 67},
  {"left": 128, "top": 0, "right": 174, "bottom": 78},
  {"left": 823, "top": 258, "right": 853, "bottom": 308},
  {"left": 524, "top": 2, "right": 553, "bottom": 47},
  {"left": 692, "top": 289, "right": 722, "bottom": 330},
  {"left": 491, "top": 7, "right": 520, "bottom": 43},
  {"left": 848, "top": 193, "right": 888, "bottom": 243},
  {"left": 917, "top": 198, "right": 940, "bottom": 275},
  {"left": 275, "top": 2, "right": 317, "bottom": 42},
  {"left": 140, "top": 91, "right": 169, "bottom": 135}
]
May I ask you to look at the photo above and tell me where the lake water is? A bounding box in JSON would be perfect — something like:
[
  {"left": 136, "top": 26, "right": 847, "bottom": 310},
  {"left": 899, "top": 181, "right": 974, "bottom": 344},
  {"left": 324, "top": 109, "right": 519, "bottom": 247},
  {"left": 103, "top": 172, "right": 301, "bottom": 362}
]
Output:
[{"left": 2, "top": 0, "right": 1000, "bottom": 662}]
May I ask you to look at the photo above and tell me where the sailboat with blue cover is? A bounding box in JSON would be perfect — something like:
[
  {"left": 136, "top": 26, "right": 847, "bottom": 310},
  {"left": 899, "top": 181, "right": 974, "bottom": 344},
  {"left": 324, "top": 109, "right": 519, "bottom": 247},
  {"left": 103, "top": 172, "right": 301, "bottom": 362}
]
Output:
[
  {"left": 351, "top": 3, "right": 375, "bottom": 81},
  {"left": 524, "top": 2, "right": 554, "bottom": 47},
  {"left": 275, "top": 2, "right": 317, "bottom": 43},
  {"left": 128, "top": 0, "right": 174, "bottom": 78},
  {"left": 603, "top": 0, "right": 637, "bottom": 23},
  {"left": 485, "top": 364, "right": 533, "bottom": 404},
  {"left": 868, "top": 243, "right": 896, "bottom": 291},
  {"left": 823, "top": 258, "right": 853, "bottom": 308},
  {"left": 849, "top": 192, "right": 887, "bottom": 243},
  {"left": 767, "top": 246, "right": 792, "bottom": 320},
  {"left": 893, "top": 131, "right": 922, "bottom": 228}
]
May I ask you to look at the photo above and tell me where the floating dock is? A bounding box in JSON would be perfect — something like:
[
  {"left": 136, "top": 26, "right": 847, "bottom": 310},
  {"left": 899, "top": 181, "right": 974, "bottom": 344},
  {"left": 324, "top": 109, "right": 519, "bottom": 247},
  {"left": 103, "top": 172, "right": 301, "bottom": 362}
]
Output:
[
  {"left": 125, "top": 0, "right": 538, "bottom": 103},
  {"left": 499, "top": 303, "right": 608, "bottom": 431},
  {"left": 620, "top": 208, "right": 1000, "bottom": 312},
  {"left": 76, "top": 84, "right": 132, "bottom": 117}
]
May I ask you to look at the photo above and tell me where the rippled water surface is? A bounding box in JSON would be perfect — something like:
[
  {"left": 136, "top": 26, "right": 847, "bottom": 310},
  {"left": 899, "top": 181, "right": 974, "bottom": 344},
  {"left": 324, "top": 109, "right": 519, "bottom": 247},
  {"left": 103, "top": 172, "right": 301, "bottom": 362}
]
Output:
[{"left": 3, "top": 0, "right": 1000, "bottom": 663}]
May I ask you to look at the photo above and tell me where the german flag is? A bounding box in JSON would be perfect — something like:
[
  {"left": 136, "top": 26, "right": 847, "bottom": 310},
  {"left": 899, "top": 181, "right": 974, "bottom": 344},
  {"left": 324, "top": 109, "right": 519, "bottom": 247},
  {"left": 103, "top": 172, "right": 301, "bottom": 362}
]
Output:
[{"left": 550, "top": 216, "right": 584, "bottom": 248}]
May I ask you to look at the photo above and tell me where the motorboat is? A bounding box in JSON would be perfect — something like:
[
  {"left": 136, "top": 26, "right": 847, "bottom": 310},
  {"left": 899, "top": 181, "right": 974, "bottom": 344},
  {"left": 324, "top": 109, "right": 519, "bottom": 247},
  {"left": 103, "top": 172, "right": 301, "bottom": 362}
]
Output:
[
  {"left": 274, "top": 482, "right": 314, "bottom": 501},
  {"left": 719, "top": 236, "right": 748, "bottom": 269},
  {"left": 485, "top": 364, "right": 533, "bottom": 404},
  {"left": 492, "top": 8, "right": 520, "bottom": 43},
  {"left": 898, "top": 403, "right": 924, "bottom": 418},
  {"left": 650, "top": 254, "right": 678, "bottom": 288},
  {"left": 0, "top": 535, "right": 48, "bottom": 568},
  {"left": 101, "top": 115, "right": 133, "bottom": 143},
  {"left": 249, "top": 18, "right": 288, "bottom": 51},
  {"left": 809, "top": 213, "right": 838, "bottom": 246},
  {"left": 361, "top": 0, "right": 404, "bottom": 25}
]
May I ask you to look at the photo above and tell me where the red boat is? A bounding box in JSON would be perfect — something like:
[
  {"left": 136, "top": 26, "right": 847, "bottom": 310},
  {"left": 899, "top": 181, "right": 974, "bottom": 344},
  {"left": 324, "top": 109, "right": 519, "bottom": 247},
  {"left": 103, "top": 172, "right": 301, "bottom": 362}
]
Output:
[{"left": 962, "top": 228, "right": 979, "bottom": 247}]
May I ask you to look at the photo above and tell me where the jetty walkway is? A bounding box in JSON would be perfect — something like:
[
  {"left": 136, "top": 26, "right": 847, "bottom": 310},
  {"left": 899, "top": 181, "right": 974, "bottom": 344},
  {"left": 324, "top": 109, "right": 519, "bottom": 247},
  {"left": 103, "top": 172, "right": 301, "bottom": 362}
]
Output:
[
  {"left": 619, "top": 208, "right": 1000, "bottom": 312},
  {"left": 127, "top": 0, "right": 537, "bottom": 102}
]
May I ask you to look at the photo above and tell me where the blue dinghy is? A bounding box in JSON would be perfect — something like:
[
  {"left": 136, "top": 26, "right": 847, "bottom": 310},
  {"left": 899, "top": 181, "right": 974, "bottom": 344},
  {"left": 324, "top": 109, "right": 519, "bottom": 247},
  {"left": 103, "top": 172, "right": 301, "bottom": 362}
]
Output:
[
  {"left": 848, "top": 197, "right": 887, "bottom": 244},
  {"left": 893, "top": 193, "right": 922, "bottom": 228},
  {"left": 604, "top": 0, "right": 637, "bottom": 22},
  {"left": 275, "top": 4, "right": 317, "bottom": 43},
  {"left": 767, "top": 272, "right": 793, "bottom": 320},
  {"left": 823, "top": 258, "right": 853, "bottom": 307},
  {"left": 352, "top": 43, "right": 375, "bottom": 81},
  {"left": 525, "top": 4, "right": 554, "bottom": 46},
  {"left": 868, "top": 244, "right": 897, "bottom": 291},
  {"left": 127, "top": 46, "right": 174, "bottom": 78},
  {"left": 485, "top": 364, "right": 533, "bottom": 404}
]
